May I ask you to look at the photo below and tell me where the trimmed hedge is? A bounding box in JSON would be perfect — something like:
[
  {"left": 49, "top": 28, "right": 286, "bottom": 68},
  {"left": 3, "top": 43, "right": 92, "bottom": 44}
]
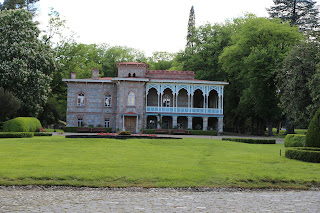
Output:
[
  {"left": 145, "top": 129, "right": 156, "bottom": 134},
  {"left": 0, "top": 132, "right": 33, "bottom": 138},
  {"left": 284, "top": 134, "right": 306, "bottom": 147},
  {"left": 306, "top": 109, "right": 320, "bottom": 148},
  {"left": 63, "top": 127, "right": 113, "bottom": 133},
  {"left": 34, "top": 132, "right": 52, "bottom": 136},
  {"left": 3, "top": 117, "right": 42, "bottom": 132},
  {"left": 222, "top": 138, "right": 276, "bottom": 144},
  {"left": 190, "top": 130, "right": 218, "bottom": 136},
  {"left": 285, "top": 147, "right": 320, "bottom": 163},
  {"left": 63, "top": 127, "right": 79, "bottom": 132}
]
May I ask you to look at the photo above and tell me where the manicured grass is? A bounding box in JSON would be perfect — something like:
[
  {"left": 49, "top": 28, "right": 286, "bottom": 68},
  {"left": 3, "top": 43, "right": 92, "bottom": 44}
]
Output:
[{"left": 0, "top": 136, "right": 319, "bottom": 189}]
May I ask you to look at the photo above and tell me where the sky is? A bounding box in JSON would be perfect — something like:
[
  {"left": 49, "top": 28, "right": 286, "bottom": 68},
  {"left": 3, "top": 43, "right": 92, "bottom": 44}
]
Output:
[{"left": 3, "top": 0, "right": 320, "bottom": 56}]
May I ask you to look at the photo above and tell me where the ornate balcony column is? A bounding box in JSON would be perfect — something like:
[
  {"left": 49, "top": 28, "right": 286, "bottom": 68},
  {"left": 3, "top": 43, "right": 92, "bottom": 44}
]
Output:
[
  {"left": 173, "top": 116, "right": 177, "bottom": 128},
  {"left": 157, "top": 115, "right": 162, "bottom": 129},
  {"left": 218, "top": 117, "right": 223, "bottom": 135},
  {"left": 187, "top": 116, "right": 193, "bottom": 129},
  {"left": 203, "top": 117, "right": 208, "bottom": 131}
]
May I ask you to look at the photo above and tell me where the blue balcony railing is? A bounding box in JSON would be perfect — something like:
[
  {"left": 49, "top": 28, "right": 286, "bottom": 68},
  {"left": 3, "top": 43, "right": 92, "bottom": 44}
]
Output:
[{"left": 146, "top": 106, "right": 223, "bottom": 114}]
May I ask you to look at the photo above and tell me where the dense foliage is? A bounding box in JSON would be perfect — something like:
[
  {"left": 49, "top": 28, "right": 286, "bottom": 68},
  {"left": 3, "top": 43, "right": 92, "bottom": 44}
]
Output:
[
  {"left": 268, "top": 0, "right": 320, "bottom": 34},
  {"left": 284, "top": 134, "right": 306, "bottom": 147},
  {"left": 220, "top": 15, "right": 302, "bottom": 135},
  {"left": 0, "top": 87, "right": 21, "bottom": 122},
  {"left": 3, "top": 117, "right": 42, "bottom": 132},
  {"left": 277, "top": 42, "right": 320, "bottom": 128},
  {"left": 305, "top": 109, "right": 320, "bottom": 147},
  {"left": 0, "top": 9, "right": 58, "bottom": 116}
]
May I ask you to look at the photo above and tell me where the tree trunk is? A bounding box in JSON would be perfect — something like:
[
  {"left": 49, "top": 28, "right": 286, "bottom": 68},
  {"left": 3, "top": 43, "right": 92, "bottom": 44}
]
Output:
[
  {"left": 286, "top": 117, "right": 295, "bottom": 134},
  {"left": 267, "top": 121, "right": 273, "bottom": 136}
]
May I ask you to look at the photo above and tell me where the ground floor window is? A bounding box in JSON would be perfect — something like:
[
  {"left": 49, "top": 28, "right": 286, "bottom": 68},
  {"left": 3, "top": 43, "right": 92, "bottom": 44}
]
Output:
[
  {"left": 105, "top": 119, "right": 110, "bottom": 128},
  {"left": 149, "top": 120, "right": 155, "bottom": 129},
  {"left": 77, "top": 119, "right": 83, "bottom": 127}
]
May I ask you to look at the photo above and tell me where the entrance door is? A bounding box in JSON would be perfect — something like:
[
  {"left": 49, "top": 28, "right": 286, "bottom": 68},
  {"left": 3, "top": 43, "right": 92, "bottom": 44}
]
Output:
[{"left": 125, "top": 116, "right": 136, "bottom": 133}]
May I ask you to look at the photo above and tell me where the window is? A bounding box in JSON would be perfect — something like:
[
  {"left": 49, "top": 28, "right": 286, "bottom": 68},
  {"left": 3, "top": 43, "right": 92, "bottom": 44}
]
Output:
[
  {"left": 133, "top": 73, "right": 136, "bottom": 77},
  {"left": 105, "top": 119, "right": 110, "bottom": 128},
  {"left": 104, "top": 94, "right": 112, "bottom": 107},
  {"left": 77, "top": 119, "right": 83, "bottom": 127},
  {"left": 163, "top": 94, "right": 171, "bottom": 107},
  {"left": 77, "top": 93, "right": 85, "bottom": 106},
  {"left": 128, "top": 73, "right": 131, "bottom": 77},
  {"left": 127, "top": 91, "right": 135, "bottom": 106}
]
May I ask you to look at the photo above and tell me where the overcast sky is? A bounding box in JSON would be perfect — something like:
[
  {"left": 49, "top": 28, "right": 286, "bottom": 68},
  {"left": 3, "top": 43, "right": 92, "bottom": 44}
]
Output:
[{"left": 3, "top": 0, "right": 320, "bottom": 56}]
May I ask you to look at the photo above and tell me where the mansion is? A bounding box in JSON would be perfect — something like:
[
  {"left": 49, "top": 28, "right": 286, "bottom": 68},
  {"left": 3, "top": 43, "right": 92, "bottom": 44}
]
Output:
[{"left": 63, "top": 62, "right": 228, "bottom": 134}]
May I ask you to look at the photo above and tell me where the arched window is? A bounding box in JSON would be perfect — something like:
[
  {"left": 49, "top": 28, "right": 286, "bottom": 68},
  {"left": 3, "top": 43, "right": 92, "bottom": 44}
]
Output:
[
  {"left": 163, "top": 94, "right": 171, "bottom": 107},
  {"left": 128, "top": 73, "right": 131, "bottom": 77},
  {"left": 104, "top": 94, "right": 112, "bottom": 107},
  {"left": 77, "top": 93, "right": 85, "bottom": 106},
  {"left": 127, "top": 91, "right": 135, "bottom": 106},
  {"left": 133, "top": 73, "right": 136, "bottom": 77}
]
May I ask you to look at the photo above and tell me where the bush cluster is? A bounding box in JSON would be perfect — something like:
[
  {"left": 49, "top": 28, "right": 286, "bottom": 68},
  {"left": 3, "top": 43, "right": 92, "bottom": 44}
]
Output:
[
  {"left": 34, "top": 132, "right": 52, "bottom": 136},
  {"left": 285, "top": 147, "right": 320, "bottom": 163},
  {"left": 222, "top": 138, "right": 276, "bottom": 144},
  {"left": 284, "top": 134, "right": 306, "bottom": 147},
  {"left": 118, "top": 131, "right": 131, "bottom": 135},
  {"left": 0, "top": 132, "right": 33, "bottom": 138},
  {"left": 306, "top": 109, "right": 320, "bottom": 148},
  {"left": 3, "top": 117, "right": 42, "bottom": 132}
]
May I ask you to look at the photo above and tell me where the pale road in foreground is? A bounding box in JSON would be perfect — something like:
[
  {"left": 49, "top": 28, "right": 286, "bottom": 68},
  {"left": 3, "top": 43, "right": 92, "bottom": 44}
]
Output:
[{"left": 0, "top": 187, "right": 319, "bottom": 212}]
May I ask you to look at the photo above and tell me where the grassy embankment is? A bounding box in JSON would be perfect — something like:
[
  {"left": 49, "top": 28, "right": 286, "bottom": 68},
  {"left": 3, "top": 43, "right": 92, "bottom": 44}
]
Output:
[{"left": 0, "top": 136, "right": 319, "bottom": 189}]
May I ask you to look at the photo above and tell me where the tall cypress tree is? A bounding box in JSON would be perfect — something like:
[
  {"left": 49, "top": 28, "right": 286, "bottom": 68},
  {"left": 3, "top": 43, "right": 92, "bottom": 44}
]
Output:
[
  {"left": 186, "top": 6, "right": 195, "bottom": 48},
  {"left": 267, "top": 0, "right": 320, "bottom": 33}
]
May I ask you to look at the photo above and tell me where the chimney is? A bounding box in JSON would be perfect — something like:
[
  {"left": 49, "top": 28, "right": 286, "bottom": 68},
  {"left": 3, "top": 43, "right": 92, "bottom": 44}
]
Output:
[
  {"left": 71, "top": 72, "right": 76, "bottom": 79},
  {"left": 92, "top": 69, "right": 99, "bottom": 80}
]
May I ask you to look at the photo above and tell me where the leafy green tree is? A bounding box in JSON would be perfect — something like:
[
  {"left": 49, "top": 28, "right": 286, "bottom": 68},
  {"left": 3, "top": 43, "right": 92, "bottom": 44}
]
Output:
[
  {"left": 147, "top": 51, "right": 174, "bottom": 70},
  {"left": 176, "top": 23, "right": 233, "bottom": 81},
  {"left": 305, "top": 108, "right": 320, "bottom": 147},
  {"left": 0, "top": 9, "right": 58, "bottom": 116},
  {"left": 101, "top": 45, "right": 146, "bottom": 77},
  {"left": 277, "top": 42, "right": 320, "bottom": 128},
  {"left": 220, "top": 15, "right": 302, "bottom": 135},
  {"left": 268, "top": 0, "right": 320, "bottom": 34},
  {"left": 1, "top": 0, "right": 39, "bottom": 15},
  {"left": 0, "top": 87, "right": 21, "bottom": 122}
]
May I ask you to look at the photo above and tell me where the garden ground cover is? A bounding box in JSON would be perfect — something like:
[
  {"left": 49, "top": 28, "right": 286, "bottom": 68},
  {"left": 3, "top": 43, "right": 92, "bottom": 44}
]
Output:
[{"left": 0, "top": 136, "right": 319, "bottom": 189}]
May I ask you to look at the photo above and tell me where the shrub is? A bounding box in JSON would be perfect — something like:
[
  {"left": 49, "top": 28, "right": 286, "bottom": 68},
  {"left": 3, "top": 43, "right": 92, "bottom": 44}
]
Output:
[
  {"left": 62, "top": 127, "right": 79, "bottom": 132},
  {"left": 119, "top": 131, "right": 131, "bottom": 135},
  {"left": 3, "top": 117, "right": 42, "bottom": 132},
  {"left": 34, "top": 132, "right": 52, "bottom": 136},
  {"left": 105, "top": 127, "right": 112, "bottom": 133},
  {"left": 145, "top": 129, "right": 156, "bottom": 134},
  {"left": 222, "top": 138, "right": 276, "bottom": 144},
  {"left": 190, "top": 130, "right": 218, "bottom": 136},
  {"left": 285, "top": 147, "right": 320, "bottom": 163},
  {"left": 284, "top": 134, "right": 306, "bottom": 147},
  {"left": 306, "top": 109, "right": 320, "bottom": 148},
  {"left": 0, "top": 132, "right": 33, "bottom": 138}
]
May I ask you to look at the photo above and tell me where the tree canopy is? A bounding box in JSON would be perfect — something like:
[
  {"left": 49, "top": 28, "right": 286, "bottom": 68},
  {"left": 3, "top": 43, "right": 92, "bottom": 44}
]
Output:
[
  {"left": 268, "top": 0, "right": 320, "bottom": 34},
  {"left": 0, "top": 9, "right": 58, "bottom": 116},
  {"left": 220, "top": 15, "right": 302, "bottom": 135}
]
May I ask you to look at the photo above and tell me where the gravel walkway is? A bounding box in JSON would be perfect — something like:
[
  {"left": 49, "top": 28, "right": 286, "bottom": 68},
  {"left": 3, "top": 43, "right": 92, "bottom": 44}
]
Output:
[{"left": 0, "top": 187, "right": 319, "bottom": 212}]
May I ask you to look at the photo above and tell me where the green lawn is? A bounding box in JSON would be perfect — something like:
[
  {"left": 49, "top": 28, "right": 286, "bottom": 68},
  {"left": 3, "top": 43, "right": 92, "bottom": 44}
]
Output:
[
  {"left": 0, "top": 136, "right": 319, "bottom": 189},
  {"left": 267, "top": 128, "right": 307, "bottom": 138}
]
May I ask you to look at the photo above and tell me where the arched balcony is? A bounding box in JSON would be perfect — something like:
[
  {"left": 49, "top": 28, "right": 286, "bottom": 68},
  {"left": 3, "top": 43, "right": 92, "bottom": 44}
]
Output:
[{"left": 145, "top": 83, "right": 224, "bottom": 115}]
